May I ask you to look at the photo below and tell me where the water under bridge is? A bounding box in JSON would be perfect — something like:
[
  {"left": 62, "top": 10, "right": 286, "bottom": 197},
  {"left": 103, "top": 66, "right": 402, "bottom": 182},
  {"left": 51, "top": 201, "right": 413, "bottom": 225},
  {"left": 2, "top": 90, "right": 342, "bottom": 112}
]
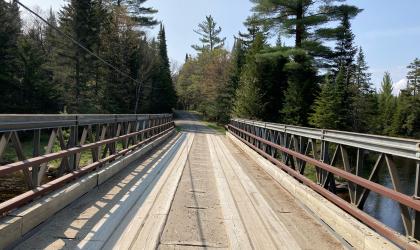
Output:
[{"left": 0, "top": 111, "right": 419, "bottom": 249}]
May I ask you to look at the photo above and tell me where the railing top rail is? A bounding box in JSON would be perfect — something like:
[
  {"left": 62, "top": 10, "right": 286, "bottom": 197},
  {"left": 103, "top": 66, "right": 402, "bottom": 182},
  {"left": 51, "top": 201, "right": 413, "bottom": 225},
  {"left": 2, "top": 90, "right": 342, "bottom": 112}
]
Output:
[
  {"left": 0, "top": 114, "right": 173, "bottom": 132},
  {"left": 232, "top": 118, "right": 420, "bottom": 160}
]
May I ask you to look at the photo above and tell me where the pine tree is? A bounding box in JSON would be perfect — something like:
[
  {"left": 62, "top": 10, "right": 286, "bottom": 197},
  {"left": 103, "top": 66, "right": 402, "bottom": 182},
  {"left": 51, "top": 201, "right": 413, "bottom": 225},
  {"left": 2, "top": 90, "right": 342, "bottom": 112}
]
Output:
[
  {"left": 391, "top": 90, "right": 420, "bottom": 138},
  {"left": 0, "top": 0, "right": 22, "bottom": 113},
  {"left": 348, "top": 47, "right": 377, "bottom": 132},
  {"left": 57, "top": 0, "right": 104, "bottom": 113},
  {"left": 192, "top": 15, "right": 226, "bottom": 52},
  {"left": 230, "top": 38, "right": 246, "bottom": 92},
  {"left": 113, "top": 0, "right": 158, "bottom": 27},
  {"left": 238, "top": 15, "right": 269, "bottom": 49},
  {"left": 310, "top": 74, "right": 344, "bottom": 129},
  {"left": 281, "top": 49, "right": 318, "bottom": 126},
  {"left": 99, "top": 4, "right": 141, "bottom": 113},
  {"left": 233, "top": 33, "right": 265, "bottom": 119},
  {"left": 390, "top": 61, "right": 420, "bottom": 138},
  {"left": 152, "top": 24, "right": 176, "bottom": 113},
  {"left": 378, "top": 72, "right": 396, "bottom": 134},
  {"left": 250, "top": 0, "right": 361, "bottom": 68},
  {"left": 407, "top": 58, "right": 420, "bottom": 96},
  {"left": 250, "top": 0, "right": 327, "bottom": 48},
  {"left": 217, "top": 38, "right": 247, "bottom": 123},
  {"left": 353, "top": 47, "right": 372, "bottom": 92},
  {"left": 333, "top": 5, "right": 360, "bottom": 79}
]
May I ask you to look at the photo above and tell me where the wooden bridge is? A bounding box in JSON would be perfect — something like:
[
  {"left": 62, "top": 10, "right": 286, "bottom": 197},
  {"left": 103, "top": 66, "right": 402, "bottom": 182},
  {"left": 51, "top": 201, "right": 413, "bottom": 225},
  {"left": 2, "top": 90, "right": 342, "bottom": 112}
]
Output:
[{"left": 0, "top": 111, "right": 419, "bottom": 249}]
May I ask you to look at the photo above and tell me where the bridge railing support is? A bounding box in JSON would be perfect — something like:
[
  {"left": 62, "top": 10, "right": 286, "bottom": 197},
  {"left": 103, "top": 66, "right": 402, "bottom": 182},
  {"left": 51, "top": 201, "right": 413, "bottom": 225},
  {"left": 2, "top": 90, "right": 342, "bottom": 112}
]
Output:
[
  {"left": 228, "top": 118, "right": 420, "bottom": 249},
  {"left": 0, "top": 114, "right": 174, "bottom": 215}
]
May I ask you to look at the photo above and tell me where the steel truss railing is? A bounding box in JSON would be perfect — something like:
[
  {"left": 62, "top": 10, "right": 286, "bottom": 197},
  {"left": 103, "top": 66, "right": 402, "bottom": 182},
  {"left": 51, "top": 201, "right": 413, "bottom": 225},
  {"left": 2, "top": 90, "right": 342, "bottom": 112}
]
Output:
[
  {"left": 0, "top": 114, "right": 174, "bottom": 215},
  {"left": 228, "top": 118, "right": 420, "bottom": 249}
]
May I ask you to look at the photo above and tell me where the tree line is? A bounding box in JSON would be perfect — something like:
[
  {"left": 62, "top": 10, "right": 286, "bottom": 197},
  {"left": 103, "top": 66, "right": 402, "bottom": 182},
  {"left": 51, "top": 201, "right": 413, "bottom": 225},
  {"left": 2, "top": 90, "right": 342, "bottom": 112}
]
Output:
[
  {"left": 0, "top": 0, "right": 176, "bottom": 114},
  {"left": 175, "top": 0, "right": 420, "bottom": 138}
]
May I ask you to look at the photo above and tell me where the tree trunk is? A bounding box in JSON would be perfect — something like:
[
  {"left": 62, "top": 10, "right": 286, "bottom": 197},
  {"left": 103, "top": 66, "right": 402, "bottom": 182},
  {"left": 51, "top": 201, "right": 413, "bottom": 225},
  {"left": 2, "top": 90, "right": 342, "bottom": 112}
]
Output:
[{"left": 295, "top": 2, "right": 303, "bottom": 48}]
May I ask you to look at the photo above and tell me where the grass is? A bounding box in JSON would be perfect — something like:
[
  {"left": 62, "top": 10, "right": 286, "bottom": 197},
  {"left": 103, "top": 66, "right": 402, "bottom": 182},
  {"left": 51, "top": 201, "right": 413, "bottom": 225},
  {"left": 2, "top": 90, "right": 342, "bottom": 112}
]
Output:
[
  {"left": 1, "top": 132, "right": 127, "bottom": 180},
  {"left": 304, "top": 164, "right": 318, "bottom": 182},
  {"left": 204, "top": 121, "right": 226, "bottom": 134}
]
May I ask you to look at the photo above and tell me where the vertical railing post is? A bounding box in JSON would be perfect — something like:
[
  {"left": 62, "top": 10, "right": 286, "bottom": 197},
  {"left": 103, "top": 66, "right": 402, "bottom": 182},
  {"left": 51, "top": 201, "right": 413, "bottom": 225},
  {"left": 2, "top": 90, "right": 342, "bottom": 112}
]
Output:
[{"left": 412, "top": 161, "right": 420, "bottom": 239}]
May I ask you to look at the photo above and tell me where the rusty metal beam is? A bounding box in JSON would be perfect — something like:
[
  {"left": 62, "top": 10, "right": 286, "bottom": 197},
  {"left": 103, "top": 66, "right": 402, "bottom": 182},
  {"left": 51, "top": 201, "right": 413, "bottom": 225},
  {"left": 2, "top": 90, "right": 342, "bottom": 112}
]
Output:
[
  {"left": 228, "top": 124, "right": 420, "bottom": 212},
  {"left": 0, "top": 126, "right": 173, "bottom": 216},
  {"left": 0, "top": 122, "right": 174, "bottom": 177},
  {"left": 228, "top": 127, "right": 416, "bottom": 249}
]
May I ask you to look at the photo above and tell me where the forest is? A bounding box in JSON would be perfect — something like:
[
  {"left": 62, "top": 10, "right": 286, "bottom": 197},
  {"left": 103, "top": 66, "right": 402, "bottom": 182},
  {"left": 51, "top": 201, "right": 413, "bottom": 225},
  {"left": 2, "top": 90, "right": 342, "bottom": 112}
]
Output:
[
  {"left": 176, "top": 1, "right": 420, "bottom": 138},
  {"left": 0, "top": 0, "right": 176, "bottom": 114},
  {"left": 0, "top": 0, "right": 419, "bottom": 138}
]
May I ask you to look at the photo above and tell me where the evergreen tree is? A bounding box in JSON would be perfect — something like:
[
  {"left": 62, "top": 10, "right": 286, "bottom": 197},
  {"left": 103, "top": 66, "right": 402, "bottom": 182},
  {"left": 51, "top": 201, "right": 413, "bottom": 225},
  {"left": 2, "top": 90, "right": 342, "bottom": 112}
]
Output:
[
  {"left": 0, "top": 0, "right": 22, "bottom": 113},
  {"left": 407, "top": 58, "right": 420, "bottom": 96},
  {"left": 151, "top": 24, "right": 176, "bottom": 113},
  {"left": 233, "top": 33, "right": 265, "bottom": 119},
  {"left": 391, "top": 90, "right": 420, "bottom": 138},
  {"left": 251, "top": 0, "right": 326, "bottom": 48},
  {"left": 113, "top": 0, "right": 158, "bottom": 27},
  {"left": 333, "top": 5, "right": 360, "bottom": 79},
  {"left": 250, "top": 0, "right": 360, "bottom": 68},
  {"left": 378, "top": 72, "right": 396, "bottom": 134},
  {"left": 101, "top": 4, "right": 141, "bottom": 113},
  {"left": 238, "top": 15, "right": 269, "bottom": 49},
  {"left": 353, "top": 47, "right": 372, "bottom": 92},
  {"left": 390, "top": 61, "right": 420, "bottom": 138},
  {"left": 57, "top": 0, "right": 104, "bottom": 113},
  {"left": 229, "top": 38, "right": 246, "bottom": 92},
  {"left": 212, "top": 38, "right": 247, "bottom": 123},
  {"left": 281, "top": 49, "right": 318, "bottom": 126},
  {"left": 310, "top": 74, "right": 344, "bottom": 129},
  {"left": 348, "top": 47, "right": 377, "bottom": 132},
  {"left": 192, "top": 15, "right": 226, "bottom": 52},
  {"left": 17, "top": 24, "right": 60, "bottom": 113}
]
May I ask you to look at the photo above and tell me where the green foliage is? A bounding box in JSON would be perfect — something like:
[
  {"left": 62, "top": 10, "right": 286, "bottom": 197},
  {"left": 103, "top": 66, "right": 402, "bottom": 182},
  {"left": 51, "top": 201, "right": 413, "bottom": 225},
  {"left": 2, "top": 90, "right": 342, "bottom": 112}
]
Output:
[
  {"left": 347, "top": 47, "right": 377, "bottom": 132},
  {"left": 250, "top": 0, "right": 361, "bottom": 68},
  {"left": 192, "top": 15, "right": 226, "bottom": 53},
  {"left": 150, "top": 24, "right": 176, "bottom": 113},
  {"left": 281, "top": 49, "right": 318, "bottom": 125},
  {"left": 390, "top": 91, "right": 420, "bottom": 138},
  {"left": 176, "top": 49, "right": 232, "bottom": 123},
  {"left": 0, "top": 0, "right": 22, "bottom": 113},
  {"left": 112, "top": 0, "right": 158, "bottom": 27},
  {"left": 0, "top": 0, "right": 175, "bottom": 115},
  {"left": 333, "top": 5, "right": 360, "bottom": 75},
  {"left": 407, "top": 58, "right": 420, "bottom": 96},
  {"left": 388, "top": 60, "right": 420, "bottom": 138},
  {"left": 238, "top": 15, "right": 269, "bottom": 49},
  {"left": 377, "top": 72, "right": 396, "bottom": 134},
  {"left": 233, "top": 33, "right": 266, "bottom": 120},
  {"left": 310, "top": 72, "right": 346, "bottom": 130}
]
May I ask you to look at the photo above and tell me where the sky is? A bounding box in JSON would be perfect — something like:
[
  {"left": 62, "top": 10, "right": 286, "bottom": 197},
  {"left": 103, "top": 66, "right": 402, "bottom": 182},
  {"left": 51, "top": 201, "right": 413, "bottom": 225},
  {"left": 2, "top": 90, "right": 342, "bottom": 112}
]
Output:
[{"left": 19, "top": 0, "right": 420, "bottom": 94}]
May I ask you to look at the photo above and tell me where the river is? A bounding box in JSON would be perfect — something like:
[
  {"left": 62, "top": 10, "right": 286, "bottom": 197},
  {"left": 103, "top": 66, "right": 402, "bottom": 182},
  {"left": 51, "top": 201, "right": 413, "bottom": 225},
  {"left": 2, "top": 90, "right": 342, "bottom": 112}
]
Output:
[{"left": 362, "top": 157, "right": 417, "bottom": 235}]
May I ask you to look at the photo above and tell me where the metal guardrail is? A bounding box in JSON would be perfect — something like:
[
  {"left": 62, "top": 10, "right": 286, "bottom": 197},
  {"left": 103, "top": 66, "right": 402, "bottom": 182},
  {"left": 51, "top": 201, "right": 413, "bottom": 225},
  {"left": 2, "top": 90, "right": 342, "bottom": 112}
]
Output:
[
  {"left": 0, "top": 114, "right": 174, "bottom": 215},
  {"left": 229, "top": 118, "right": 420, "bottom": 249},
  {"left": 235, "top": 118, "right": 420, "bottom": 160}
]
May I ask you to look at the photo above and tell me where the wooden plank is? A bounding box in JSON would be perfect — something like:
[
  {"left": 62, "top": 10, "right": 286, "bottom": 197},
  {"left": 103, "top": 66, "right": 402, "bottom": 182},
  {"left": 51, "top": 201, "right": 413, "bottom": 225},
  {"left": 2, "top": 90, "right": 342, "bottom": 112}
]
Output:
[
  {"left": 102, "top": 133, "right": 193, "bottom": 249},
  {"left": 208, "top": 135, "right": 277, "bottom": 249},
  {"left": 207, "top": 134, "right": 252, "bottom": 250},
  {"left": 77, "top": 133, "right": 189, "bottom": 249},
  {"left": 129, "top": 133, "right": 194, "bottom": 249},
  {"left": 213, "top": 135, "right": 301, "bottom": 250}
]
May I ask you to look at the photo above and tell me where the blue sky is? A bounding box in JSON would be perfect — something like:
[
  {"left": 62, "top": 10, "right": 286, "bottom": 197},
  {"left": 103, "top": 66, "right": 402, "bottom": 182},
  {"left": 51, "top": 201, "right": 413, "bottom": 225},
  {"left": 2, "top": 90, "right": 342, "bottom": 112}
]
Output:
[{"left": 20, "top": 0, "right": 420, "bottom": 94}]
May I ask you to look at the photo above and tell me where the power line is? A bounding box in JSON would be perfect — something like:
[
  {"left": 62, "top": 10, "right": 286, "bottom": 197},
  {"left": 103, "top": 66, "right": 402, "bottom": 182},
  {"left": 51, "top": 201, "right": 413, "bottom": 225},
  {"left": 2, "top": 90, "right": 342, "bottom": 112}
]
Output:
[{"left": 14, "top": 0, "right": 143, "bottom": 86}]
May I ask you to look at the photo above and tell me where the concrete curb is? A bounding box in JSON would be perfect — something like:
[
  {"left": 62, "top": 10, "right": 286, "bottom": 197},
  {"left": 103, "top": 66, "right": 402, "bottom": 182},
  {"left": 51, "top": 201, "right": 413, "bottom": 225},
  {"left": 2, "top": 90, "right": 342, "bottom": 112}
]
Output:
[
  {"left": 0, "top": 130, "right": 175, "bottom": 249},
  {"left": 227, "top": 132, "right": 403, "bottom": 250}
]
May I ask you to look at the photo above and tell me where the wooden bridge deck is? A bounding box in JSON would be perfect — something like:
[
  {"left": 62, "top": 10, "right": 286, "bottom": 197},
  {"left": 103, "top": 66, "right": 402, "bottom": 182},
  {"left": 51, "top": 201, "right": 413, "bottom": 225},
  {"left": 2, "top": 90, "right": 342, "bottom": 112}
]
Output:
[{"left": 13, "top": 112, "right": 344, "bottom": 250}]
